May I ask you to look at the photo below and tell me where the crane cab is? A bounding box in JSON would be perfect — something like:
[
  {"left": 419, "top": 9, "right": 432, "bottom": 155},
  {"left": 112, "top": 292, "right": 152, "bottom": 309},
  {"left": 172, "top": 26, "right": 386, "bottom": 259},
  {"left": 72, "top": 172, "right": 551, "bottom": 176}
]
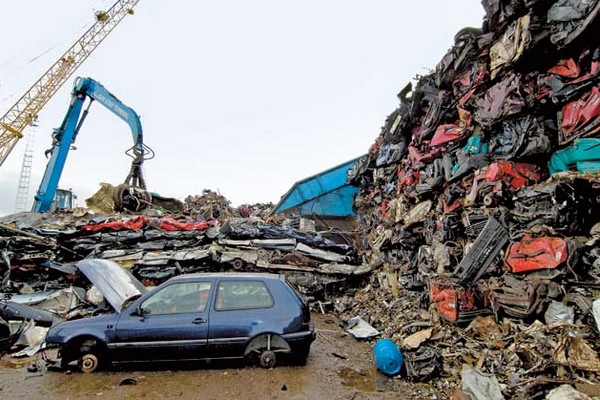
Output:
[{"left": 52, "top": 188, "right": 74, "bottom": 211}]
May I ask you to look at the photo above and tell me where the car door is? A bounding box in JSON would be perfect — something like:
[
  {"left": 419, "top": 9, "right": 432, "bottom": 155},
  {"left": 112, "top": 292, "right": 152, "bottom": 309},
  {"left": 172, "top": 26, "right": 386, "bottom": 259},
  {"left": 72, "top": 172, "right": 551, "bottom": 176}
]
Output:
[
  {"left": 112, "top": 280, "right": 213, "bottom": 362},
  {"left": 207, "top": 279, "right": 276, "bottom": 358}
]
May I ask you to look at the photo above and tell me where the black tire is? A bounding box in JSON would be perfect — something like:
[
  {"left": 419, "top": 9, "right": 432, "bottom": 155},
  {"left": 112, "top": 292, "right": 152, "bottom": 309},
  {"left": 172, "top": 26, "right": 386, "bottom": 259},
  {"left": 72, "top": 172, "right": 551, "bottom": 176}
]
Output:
[{"left": 231, "top": 258, "right": 245, "bottom": 271}]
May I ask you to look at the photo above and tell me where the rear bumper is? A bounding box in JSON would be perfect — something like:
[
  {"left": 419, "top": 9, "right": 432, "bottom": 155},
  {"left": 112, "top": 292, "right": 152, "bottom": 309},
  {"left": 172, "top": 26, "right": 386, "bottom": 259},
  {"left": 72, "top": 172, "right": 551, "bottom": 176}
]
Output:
[{"left": 282, "top": 323, "right": 316, "bottom": 345}]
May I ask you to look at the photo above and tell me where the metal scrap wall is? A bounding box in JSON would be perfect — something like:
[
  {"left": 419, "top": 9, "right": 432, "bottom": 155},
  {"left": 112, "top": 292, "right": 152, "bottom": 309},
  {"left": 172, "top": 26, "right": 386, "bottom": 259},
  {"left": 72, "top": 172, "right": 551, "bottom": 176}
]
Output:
[{"left": 347, "top": 0, "right": 600, "bottom": 396}]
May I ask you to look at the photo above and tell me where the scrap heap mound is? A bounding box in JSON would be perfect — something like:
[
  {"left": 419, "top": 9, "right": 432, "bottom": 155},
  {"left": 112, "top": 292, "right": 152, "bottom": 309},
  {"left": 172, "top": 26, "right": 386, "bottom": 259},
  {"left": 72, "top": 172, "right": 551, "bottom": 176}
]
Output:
[
  {"left": 183, "top": 189, "right": 234, "bottom": 221},
  {"left": 183, "top": 190, "right": 275, "bottom": 221},
  {"left": 1, "top": 186, "right": 372, "bottom": 359},
  {"left": 338, "top": 0, "right": 600, "bottom": 398},
  {"left": 0, "top": 190, "right": 366, "bottom": 357},
  {"left": 0, "top": 194, "right": 362, "bottom": 301}
]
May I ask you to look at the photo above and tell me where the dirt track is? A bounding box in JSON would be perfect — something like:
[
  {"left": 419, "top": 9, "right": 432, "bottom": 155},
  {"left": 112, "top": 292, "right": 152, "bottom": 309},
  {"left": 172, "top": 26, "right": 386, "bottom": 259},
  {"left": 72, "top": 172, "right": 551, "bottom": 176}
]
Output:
[{"left": 0, "top": 314, "right": 438, "bottom": 400}]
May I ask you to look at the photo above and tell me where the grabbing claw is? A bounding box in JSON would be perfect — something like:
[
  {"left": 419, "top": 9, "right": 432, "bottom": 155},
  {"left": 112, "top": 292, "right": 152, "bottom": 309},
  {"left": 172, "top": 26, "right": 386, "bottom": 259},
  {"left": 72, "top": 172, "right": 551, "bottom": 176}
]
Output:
[{"left": 113, "top": 184, "right": 152, "bottom": 212}]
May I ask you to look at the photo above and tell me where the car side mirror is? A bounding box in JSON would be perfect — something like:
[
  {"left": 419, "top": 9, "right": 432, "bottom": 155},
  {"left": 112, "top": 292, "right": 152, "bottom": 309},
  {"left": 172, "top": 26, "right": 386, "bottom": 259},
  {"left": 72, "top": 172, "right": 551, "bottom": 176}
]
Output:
[{"left": 136, "top": 306, "right": 149, "bottom": 316}]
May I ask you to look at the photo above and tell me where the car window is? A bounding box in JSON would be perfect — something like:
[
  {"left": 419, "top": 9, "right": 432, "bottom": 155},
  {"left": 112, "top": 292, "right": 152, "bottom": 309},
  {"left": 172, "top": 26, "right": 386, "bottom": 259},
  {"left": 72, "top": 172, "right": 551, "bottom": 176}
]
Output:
[
  {"left": 141, "top": 281, "right": 212, "bottom": 315},
  {"left": 285, "top": 278, "right": 307, "bottom": 304},
  {"left": 215, "top": 280, "right": 274, "bottom": 311}
]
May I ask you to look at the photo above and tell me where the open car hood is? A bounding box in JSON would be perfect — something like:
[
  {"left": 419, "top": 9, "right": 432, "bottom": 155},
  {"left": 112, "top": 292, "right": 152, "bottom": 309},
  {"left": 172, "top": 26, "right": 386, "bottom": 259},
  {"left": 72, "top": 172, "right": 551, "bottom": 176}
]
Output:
[{"left": 75, "top": 259, "right": 147, "bottom": 312}]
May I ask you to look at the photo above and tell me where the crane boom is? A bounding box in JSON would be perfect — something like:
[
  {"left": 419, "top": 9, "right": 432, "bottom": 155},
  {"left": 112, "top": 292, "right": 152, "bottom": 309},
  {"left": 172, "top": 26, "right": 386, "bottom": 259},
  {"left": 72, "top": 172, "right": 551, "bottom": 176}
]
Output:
[
  {"left": 32, "top": 77, "right": 153, "bottom": 213},
  {"left": 0, "top": 0, "right": 141, "bottom": 169}
]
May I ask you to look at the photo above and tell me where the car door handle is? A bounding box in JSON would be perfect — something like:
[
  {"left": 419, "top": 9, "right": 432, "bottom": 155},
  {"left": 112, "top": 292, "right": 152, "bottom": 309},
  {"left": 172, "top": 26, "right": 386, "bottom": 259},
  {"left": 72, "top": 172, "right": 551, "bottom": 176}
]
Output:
[{"left": 192, "top": 317, "right": 207, "bottom": 324}]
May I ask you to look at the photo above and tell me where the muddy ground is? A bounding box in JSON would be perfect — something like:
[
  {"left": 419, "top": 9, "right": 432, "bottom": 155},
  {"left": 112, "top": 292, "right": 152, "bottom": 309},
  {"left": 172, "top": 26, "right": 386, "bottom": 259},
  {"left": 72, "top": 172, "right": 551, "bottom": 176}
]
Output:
[{"left": 0, "top": 314, "right": 440, "bottom": 400}]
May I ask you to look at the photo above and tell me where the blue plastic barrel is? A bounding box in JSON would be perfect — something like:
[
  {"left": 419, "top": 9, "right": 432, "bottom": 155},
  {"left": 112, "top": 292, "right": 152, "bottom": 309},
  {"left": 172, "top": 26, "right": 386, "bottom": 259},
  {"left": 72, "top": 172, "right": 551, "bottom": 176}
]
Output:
[{"left": 374, "top": 338, "right": 403, "bottom": 376}]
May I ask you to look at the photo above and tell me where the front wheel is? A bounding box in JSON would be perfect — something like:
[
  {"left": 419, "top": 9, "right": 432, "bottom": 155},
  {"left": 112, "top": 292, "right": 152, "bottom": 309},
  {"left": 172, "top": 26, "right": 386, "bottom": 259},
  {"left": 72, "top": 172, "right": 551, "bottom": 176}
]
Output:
[
  {"left": 76, "top": 341, "right": 105, "bottom": 373},
  {"left": 79, "top": 353, "right": 100, "bottom": 373}
]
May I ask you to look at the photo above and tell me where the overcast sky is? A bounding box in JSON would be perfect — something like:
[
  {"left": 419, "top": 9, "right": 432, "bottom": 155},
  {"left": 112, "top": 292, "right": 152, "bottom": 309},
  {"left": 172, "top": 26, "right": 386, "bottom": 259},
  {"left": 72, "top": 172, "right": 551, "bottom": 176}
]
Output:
[{"left": 0, "top": 1, "right": 484, "bottom": 216}]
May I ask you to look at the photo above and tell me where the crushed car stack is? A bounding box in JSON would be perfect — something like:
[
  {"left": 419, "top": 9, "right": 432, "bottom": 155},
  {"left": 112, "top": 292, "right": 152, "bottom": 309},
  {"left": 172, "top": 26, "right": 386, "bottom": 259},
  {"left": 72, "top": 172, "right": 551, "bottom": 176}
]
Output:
[
  {"left": 0, "top": 211, "right": 364, "bottom": 300},
  {"left": 342, "top": 0, "right": 600, "bottom": 398}
]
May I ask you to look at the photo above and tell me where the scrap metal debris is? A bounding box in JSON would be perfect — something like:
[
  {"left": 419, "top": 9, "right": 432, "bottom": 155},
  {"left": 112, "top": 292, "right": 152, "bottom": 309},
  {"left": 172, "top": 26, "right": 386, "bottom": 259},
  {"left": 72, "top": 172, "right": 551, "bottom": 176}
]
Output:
[
  {"left": 460, "top": 364, "right": 504, "bottom": 400},
  {"left": 1, "top": 1, "right": 600, "bottom": 399},
  {"left": 341, "top": 316, "right": 380, "bottom": 340},
  {"left": 0, "top": 190, "right": 366, "bottom": 362},
  {"left": 337, "top": 0, "right": 600, "bottom": 398}
]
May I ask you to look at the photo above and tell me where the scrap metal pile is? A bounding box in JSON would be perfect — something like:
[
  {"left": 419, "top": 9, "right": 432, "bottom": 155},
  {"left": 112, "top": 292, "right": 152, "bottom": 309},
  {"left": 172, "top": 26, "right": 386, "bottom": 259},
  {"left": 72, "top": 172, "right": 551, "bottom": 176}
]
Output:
[
  {"left": 0, "top": 203, "right": 365, "bottom": 357},
  {"left": 341, "top": 0, "right": 600, "bottom": 398},
  {"left": 0, "top": 211, "right": 363, "bottom": 298},
  {"left": 183, "top": 189, "right": 276, "bottom": 221}
]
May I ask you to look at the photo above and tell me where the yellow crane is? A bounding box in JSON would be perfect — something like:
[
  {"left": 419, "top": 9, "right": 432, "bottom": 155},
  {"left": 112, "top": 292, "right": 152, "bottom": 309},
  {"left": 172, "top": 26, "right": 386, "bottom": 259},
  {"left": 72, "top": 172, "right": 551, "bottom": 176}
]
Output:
[{"left": 0, "top": 0, "right": 142, "bottom": 169}]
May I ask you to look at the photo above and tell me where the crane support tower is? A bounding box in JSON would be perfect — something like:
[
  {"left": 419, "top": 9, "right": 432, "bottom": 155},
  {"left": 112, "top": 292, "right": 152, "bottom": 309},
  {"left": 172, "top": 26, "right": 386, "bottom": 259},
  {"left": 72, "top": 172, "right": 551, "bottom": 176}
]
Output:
[
  {"left": 32, "top": 77, "right": 154, "bottom": 213},
  {"left": 0, "top": 0, "right": 141, "bottom": 169}
]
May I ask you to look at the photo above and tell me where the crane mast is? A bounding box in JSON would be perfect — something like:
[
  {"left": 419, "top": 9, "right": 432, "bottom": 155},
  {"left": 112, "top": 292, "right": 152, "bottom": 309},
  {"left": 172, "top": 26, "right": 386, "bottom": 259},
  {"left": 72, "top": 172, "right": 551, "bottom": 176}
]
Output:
[{"left": 0, "top": 0, "right": 141, "bottom": 169}]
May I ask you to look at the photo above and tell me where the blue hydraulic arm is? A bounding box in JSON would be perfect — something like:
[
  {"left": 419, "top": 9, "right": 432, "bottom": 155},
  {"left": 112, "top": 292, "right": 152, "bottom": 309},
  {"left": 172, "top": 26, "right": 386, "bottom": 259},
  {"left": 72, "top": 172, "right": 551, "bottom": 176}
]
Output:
[{"left": 33, "top": 77, "right": 154, "bottom": 212}]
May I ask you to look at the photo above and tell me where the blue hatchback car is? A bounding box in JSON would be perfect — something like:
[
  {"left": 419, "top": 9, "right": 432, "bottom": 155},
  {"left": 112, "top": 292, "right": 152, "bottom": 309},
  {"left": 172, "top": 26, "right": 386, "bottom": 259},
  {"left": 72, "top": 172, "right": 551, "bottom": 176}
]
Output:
[{"left": 44, "top": 260, "right": 315, "bottom": 373}]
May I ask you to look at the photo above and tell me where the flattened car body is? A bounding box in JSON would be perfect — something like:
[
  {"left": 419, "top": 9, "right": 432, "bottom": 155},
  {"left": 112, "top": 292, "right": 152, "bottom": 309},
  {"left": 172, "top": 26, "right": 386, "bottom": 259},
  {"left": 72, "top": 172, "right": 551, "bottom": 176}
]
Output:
[{"left": 505, "top": 234, "right": 568, "bottom": 273}]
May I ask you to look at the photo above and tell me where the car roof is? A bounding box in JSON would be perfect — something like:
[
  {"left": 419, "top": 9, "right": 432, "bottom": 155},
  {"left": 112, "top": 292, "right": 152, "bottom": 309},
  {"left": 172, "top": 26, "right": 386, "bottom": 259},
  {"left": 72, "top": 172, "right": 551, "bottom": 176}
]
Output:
[{"left": 168, "top": 272, "right": 285, "bottom": 283}]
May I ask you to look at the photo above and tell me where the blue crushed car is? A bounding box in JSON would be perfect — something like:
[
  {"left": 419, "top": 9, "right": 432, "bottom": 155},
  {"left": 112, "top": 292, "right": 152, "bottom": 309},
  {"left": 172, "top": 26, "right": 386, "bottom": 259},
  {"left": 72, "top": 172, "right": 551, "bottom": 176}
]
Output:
[{"left": 43, "top": 259, "right": 315, "bottom": 373}]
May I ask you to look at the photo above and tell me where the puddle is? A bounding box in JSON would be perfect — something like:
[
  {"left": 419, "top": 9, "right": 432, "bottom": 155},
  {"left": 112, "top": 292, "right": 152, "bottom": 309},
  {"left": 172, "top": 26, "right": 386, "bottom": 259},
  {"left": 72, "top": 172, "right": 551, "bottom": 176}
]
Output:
[
  {"left": 0, "top": 358, "right": 30, "bottom": 369},
  {"left": 337, "top": 366, "right": 376, "bottom": 392}
]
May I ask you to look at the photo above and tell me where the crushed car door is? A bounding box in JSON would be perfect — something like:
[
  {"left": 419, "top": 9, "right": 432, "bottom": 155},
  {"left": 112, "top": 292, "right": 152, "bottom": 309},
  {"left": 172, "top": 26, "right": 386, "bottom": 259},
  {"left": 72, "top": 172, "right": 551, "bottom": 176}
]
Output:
[{"left": 111, "top": 281, "right": 213, "bottom": 362}]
